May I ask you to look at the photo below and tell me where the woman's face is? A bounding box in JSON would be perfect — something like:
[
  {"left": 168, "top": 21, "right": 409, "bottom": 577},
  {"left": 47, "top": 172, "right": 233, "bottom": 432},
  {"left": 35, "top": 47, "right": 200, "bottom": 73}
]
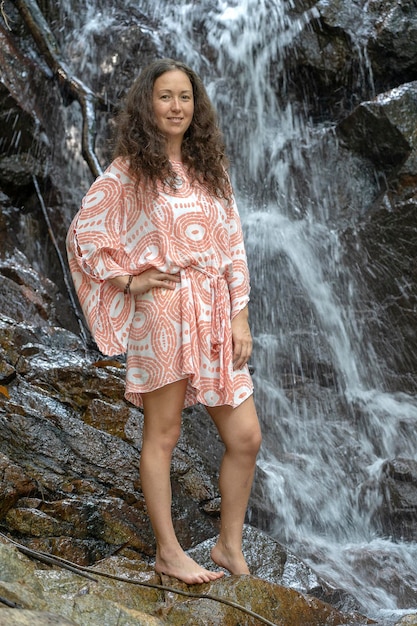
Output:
[{"left": 152, "top": 70, "right": 194, "bottom": 143}]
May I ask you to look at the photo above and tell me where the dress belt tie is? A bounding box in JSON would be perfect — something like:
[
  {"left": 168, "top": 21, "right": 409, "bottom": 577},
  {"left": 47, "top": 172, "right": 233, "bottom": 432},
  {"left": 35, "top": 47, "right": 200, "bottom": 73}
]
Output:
[
  {"left": 183, "top": 265, "right": 229, "bottom": 390},
  {"left": 190, "top": 265, "right": 227, "bottom": 349}
]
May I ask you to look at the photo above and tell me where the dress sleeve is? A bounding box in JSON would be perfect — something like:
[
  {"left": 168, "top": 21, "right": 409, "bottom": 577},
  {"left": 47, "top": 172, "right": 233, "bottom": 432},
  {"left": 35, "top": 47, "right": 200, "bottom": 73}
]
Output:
[
  {"left": 226, "top": 193, "right": 251, "bottom": 319},
  {"left": 70, "top": 172, "right": 134, "bottom": 280},
  {"left": 66, "top": 172, "right": 138, "bottom": 356}
]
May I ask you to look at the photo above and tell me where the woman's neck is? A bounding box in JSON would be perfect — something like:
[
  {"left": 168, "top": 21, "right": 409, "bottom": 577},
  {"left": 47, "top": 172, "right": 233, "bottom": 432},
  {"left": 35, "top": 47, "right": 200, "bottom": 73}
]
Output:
[{"left": 165, "top": 139, "right": 183, "bottom": 163}]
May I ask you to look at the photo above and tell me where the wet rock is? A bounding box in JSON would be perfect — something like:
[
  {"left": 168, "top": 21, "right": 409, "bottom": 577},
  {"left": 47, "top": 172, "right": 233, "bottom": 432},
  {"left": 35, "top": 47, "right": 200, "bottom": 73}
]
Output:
[
  {"left": 0, "top": 359, "right": 16, "bottom": 384},
  {"left": 0, "top": 612, "right": 78, "bottom": 625},
  {"left": 0, "top": 537, "right": 368, "bottom": 626},
  {"left": 0, "top": 251, "right": 58, "bottom": 326},
  {"left": 161, "top": 575, "right": 361, "bottom": 625},
  {"left": 0, "top": 153, "right": 49, "bottom": 191},
  {"left": 0, "top": 539, "right": 164, "bottom": 624},
  {"left": 0, "top": 84, "right": 50, "bottom": 193},
  {"left": 191, "top": 526, "right": 371, "bottom": 619},
  {"left": 340, "top": 541, "right": 417, "bottom": 610},
  {"left": 336, "top": 80, "right": 417, "bottom": 392},
  {"left": 352, "top": 202, "right": 417, "bottom": 393},
  {"left": 0, "top": 454, "right": 37, "bottom": 519},
  {"left": 395, "top": 616, "right": 417, "bottom": 626},
  {"left": 367, "top": 0, "right": 417, "bottom": 92},
  {"left": 290, "top": 0, "right": 417, "bottom": 119},
  {"left": 374, "top": 458, "right": 417, "bottom": 541},
  {"left": 337, "top": 82, "right": 417, "bottom": 181}
]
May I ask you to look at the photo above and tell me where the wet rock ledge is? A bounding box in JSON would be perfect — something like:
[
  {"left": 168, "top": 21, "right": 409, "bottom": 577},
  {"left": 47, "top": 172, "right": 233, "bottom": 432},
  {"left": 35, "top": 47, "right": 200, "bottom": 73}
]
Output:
[
  {"left": 0, "top": 305, "right": 369, "bottom": 625},
  {"left": 0, "top": 531, "right": 370, "bottom": 626}
]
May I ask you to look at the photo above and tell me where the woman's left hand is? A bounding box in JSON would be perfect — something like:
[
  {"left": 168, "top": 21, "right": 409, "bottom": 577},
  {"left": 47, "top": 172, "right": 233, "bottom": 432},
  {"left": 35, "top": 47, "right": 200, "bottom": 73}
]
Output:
[{"left": 231, "top": 306, "right": 252, "bottom": 370}]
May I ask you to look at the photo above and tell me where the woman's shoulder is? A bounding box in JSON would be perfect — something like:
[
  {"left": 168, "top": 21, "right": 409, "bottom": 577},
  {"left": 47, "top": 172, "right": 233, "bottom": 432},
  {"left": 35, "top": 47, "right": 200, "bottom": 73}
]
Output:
[
  {"left": 104, "top": 157, "right": 135, "bottom": 184},
  {"left": 82, "top": 158, "right": 132, "bottom": 206}
]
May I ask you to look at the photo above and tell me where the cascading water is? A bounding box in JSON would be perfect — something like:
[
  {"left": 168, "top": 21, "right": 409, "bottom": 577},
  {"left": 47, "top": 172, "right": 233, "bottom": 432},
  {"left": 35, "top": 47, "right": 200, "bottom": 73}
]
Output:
[{"left": 57, "top": 1, "right": 417, "bottom": 623}]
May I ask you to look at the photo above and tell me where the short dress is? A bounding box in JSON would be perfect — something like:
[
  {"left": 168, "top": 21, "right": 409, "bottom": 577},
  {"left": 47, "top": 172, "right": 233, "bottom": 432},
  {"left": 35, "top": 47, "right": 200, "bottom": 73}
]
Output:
[{"left": 66, "top": 157, "right": 253, "bottom": 409}]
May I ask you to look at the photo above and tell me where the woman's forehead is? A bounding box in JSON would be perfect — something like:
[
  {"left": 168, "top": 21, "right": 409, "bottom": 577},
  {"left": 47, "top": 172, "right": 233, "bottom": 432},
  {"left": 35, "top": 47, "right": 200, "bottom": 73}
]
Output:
[{"left": 154, "top": 70, "right": 192, "bottom": 90}]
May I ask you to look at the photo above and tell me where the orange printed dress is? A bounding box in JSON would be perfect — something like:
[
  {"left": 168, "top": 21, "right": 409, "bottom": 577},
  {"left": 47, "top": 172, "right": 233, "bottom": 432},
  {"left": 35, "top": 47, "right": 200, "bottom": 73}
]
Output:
[{"left": 66, "top": 157, "right": 253, "bottom": 409}]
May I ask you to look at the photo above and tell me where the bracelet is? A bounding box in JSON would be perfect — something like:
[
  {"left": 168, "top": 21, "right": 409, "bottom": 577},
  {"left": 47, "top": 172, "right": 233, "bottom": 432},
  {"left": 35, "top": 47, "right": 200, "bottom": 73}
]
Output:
[{"left": 124, "top": 275, "right": 134, "bottom": 294}]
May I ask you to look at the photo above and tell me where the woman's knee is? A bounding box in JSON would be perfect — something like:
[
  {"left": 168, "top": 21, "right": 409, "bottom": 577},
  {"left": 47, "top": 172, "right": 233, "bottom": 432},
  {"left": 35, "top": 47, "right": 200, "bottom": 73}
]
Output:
[
  {"left": 141, "top": 380, "right": 187, "bottom": 453},
  {"left": 143, "top": 416, "right": 181, "bottom": 453},
  {"left": 240, "top": 421, "right": 262, "bottom": 457},
  {"left": 212, "top": 402, "right": 262, "bottom": 457}
]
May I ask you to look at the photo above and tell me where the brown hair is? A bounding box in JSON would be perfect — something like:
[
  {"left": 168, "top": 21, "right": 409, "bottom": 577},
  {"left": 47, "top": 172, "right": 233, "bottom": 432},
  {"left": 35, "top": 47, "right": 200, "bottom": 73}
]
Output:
[{"left": 113, "top": 58, "right": 231, "bottom": 200}]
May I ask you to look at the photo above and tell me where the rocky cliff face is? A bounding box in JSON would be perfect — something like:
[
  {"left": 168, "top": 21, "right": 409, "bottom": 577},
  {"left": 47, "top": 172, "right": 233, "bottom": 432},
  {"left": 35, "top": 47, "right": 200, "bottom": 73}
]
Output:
[{"left": 1, "top": 1, "right": 417, "bottom": 625}]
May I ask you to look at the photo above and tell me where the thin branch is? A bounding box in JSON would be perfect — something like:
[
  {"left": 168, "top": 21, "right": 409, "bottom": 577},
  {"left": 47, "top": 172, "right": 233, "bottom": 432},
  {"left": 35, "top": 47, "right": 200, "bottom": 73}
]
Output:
[
  {"left": 0, "top": 594, "right": 20, "bottom": 608},
  {"left": 1, "top": 1, "right": 12, "bottom": 30},
  {"left": 33, "top": 175, "right": 90, "bottom": 345},
  {"left": 14, "top": 0, "right": 106, "bottom": 178}
]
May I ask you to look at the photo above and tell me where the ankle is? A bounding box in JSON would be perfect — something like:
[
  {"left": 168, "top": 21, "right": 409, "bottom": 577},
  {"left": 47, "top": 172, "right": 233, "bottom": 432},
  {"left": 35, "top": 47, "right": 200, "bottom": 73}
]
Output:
[
  {"left": 156, "top": 541, "right": 183, "bottom": 561},
  {"left": 216, "top": 536, "right": 243, "bottom": 557},
  {"left": 211, "top": 539, "right": 249, "bottom": 575}
]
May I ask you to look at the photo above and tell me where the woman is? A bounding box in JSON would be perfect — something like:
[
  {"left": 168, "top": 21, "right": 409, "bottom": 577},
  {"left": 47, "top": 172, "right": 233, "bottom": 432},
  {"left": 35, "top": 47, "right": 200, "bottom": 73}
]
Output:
[{"left": 66, "top": 58, "right": 262, "bottom": 585}]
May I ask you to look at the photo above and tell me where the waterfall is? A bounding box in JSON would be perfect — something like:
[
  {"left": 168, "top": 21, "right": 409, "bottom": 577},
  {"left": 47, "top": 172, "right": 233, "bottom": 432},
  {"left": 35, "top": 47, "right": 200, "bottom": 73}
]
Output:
[{"left": 58, "top": 1, "right": 417, "bottom": 623}]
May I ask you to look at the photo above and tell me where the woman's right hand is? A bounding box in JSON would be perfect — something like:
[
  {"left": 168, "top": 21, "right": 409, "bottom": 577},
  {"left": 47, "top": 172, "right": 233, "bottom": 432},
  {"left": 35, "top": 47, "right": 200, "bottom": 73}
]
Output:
[
  {"left": 108, "top": 269, "right": 180, "bottom": 295},
  {"left": 129, "top": 268, "right": 181, "bottom": 295}
]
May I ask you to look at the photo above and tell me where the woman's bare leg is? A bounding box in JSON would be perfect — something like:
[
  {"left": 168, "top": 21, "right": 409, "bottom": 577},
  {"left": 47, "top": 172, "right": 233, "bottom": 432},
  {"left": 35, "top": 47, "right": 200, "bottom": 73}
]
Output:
[
  {"left": 206, "top": 395, "right": 261, "bottom": 575},
  {"left": 140, "top": 379, "right": 224, "bottom": 584}
]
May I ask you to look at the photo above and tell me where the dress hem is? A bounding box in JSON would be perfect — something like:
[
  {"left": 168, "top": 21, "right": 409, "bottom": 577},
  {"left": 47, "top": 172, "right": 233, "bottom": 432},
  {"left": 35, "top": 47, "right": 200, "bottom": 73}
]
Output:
[{"left": 125, "top": 374, "right": 253, "bottom": 410}]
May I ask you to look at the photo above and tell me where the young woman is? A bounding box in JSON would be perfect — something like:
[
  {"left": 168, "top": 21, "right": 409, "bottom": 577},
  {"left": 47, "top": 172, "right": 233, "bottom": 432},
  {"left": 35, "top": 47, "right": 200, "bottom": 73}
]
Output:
[{"left": 66, "top": 58, "right": 262, "bottom": 585}]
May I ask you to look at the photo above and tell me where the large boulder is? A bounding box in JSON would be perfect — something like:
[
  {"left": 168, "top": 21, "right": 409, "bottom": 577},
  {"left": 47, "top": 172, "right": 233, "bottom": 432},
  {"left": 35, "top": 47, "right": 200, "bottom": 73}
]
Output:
[
  {"left": 289, "top": 0, "right": 417, "bottom": 119},
  {"left": 337, "top": 81, "right": 417, "bottom": 187},
  {"left": 0, "top": 536, "right": 369, "bottom": 625}
]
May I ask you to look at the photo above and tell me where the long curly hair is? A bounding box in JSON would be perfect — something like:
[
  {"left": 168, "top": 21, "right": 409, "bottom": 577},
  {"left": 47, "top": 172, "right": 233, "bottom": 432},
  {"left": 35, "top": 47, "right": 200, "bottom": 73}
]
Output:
[{"left": 113, "top": 58, "right": 232, "bottom": 201}]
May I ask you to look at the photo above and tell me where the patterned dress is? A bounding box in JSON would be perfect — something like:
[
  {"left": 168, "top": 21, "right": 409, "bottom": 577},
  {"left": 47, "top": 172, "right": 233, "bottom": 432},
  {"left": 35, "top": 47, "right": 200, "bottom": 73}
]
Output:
[{"left": 66, "top": 157, "right": 253, "bottom": 409}]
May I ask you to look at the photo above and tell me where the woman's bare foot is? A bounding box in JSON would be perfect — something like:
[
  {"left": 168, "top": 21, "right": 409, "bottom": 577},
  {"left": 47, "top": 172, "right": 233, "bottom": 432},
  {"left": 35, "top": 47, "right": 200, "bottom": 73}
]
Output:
[
  {"left": 211, "top": 539, "right": 250, "bottom": 575},
  {"left": 155, "top": 547, "right": 224, "bottom": 585}
]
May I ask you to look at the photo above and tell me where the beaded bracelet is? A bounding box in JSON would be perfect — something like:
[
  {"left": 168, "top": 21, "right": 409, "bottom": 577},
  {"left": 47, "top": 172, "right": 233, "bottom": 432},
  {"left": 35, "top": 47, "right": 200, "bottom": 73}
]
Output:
[{"left": 124, "top": 275, "right": 134, "bottom": 294}]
